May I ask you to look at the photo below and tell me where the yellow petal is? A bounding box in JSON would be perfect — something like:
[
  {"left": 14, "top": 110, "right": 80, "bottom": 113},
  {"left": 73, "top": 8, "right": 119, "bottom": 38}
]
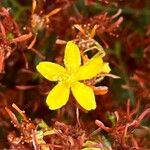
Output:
[
  {"left": 100, "top": 63, "right": 111, "bottom": 73},
  {"left": 46, "top": 82, "right": 70, "bottom": 110},
  {"left": 64, "top": 41, "right": 81, "bottom": 72},
  {"left": 78, "top": 55, "right": 103, "bottom": 80},
  {"left": 36, "top": 62, "right": 66, "bottom": 81},
  {"left": 71, "top": 82, "right": 96, "bottom": 111}
]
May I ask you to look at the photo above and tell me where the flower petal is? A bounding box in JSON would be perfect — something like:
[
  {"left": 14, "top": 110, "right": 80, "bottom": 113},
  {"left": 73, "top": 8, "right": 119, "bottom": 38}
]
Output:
[
  {"left": 46, "top": 82, "right": 70, "bottom": 110},
  {"left": 36, "top": 62, "right": 66, "bottom": 81},
  {"left": 100, "top": 62, "right": 111, "bottom": 73},
  {"left": 78, "top": 55, "right": 103, "bottom": 80},
  {"left": 71, "top": 82, "right": 96, "bottom": 110},
  {"left": 64, "top": 41, "right": 81, "bottom": 72}
]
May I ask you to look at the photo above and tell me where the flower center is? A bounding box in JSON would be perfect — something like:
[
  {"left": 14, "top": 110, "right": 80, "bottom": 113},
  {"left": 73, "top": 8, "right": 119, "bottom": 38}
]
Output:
[{"left": 61, "top": 72, "right": 78, "bottom": 87}]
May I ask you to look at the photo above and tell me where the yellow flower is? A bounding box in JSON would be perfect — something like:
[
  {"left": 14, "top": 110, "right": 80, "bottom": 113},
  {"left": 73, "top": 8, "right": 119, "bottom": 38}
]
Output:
[{"left": 36, "top": 41, "right": 110, "bottom": 111}]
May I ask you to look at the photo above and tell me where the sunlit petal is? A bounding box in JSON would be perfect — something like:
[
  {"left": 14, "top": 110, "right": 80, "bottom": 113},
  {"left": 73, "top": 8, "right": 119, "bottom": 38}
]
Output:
[
  {"left": 71, "top": 82, "right": 96, "bottom": 110},
  {"left": 78, "top": 55, "right": 103, "bottom": 80},
  {"left": 36, "top": 62, "right": 66, "bottom": 81},
  {"left": 64, "top": 41, "right": 81, "bottom": 72},
  {"left": 46, "top": 82, "right": 70, "bottom": 110}
]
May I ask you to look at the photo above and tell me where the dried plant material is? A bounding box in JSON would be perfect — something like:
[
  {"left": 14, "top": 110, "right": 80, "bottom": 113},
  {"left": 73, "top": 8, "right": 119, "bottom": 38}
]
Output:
[
  {"left": 11, "top": 32, "right": 32, "bottom": 43},
  {"left": 95, "top": 100, "right": 150, "bottom": 149},
  {"left": 91, "top": 86, "right": 108, "bottom": 95}
]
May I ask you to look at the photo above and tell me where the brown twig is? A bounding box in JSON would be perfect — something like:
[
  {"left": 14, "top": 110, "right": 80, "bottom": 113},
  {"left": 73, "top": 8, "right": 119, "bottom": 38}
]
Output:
[{"left": 12, "top": 103, "right": 27, "bottom": 121}]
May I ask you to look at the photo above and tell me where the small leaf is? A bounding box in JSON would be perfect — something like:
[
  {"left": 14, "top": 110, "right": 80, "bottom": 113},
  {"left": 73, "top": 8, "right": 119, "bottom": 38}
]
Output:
[{"left": 82, "top": 140, "right": 101, "bottom": 150}]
